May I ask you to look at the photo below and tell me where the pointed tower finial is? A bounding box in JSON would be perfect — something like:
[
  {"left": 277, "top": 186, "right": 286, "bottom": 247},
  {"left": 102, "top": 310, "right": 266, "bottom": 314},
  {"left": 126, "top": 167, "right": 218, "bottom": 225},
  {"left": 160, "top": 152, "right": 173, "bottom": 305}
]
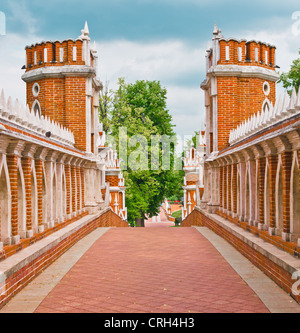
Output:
[
  {"left": 213, "top": 22, "right": 222, "bottom": 37},
  {"left": 213, "top": 22, "right": 218, "bottom": 35},
  {"left": 80, "top": 21, "right": 90, "bottom": 39},
  {"left": 92, "top": 41, "right": 97, "bottom": 53},
  {"left": 83, "top": 21, "right": 89, "bottom": 35}
]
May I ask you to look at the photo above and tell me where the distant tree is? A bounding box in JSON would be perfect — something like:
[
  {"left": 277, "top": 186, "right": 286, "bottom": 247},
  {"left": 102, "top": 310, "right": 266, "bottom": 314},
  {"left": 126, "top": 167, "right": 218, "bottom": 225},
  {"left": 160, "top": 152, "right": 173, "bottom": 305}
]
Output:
[
  {"left": 278, "top": 50, "right": 300, "bottom": 94},
  {"left": 99, "top": 78, "right": 183, "bottom": 227}
]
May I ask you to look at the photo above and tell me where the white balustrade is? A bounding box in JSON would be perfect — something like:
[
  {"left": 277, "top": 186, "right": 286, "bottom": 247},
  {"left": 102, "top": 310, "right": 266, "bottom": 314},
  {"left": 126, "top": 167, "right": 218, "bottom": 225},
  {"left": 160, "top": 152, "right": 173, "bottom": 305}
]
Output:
[{"left": 229, "top": 88, "right": 300, "bottom": 145}]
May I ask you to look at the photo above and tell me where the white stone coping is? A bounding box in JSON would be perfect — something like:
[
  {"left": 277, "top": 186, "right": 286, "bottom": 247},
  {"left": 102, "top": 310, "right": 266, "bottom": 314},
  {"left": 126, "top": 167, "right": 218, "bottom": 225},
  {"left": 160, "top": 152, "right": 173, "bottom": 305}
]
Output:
[
  {"left": 194, "top": 206, "right": 300, "bottom": 275},
  {"left": 207, "top": 64, "right": 279, "bottom": 81},
  {"left": 0, "top": 208, "right": 112, "bottom": 284},
  {"left": 22, "top": 65, "right": 96, "bottom": 82}
]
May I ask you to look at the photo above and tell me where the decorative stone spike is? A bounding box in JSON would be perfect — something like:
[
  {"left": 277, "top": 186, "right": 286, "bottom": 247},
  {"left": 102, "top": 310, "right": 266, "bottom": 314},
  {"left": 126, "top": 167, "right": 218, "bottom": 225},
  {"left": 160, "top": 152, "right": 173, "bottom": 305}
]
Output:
[
  {"left": 266, "top": 103, "right": 274, "bottom": 125},
  {"left": 281, "top": 91, "right": 290, "bottom": 116},
  {"left": 0, "top": 89, "right": 5, "bottom": 109},
  {"left": 275, "top": 94, "right": 283, "bottom": 119},
  {"left": 0, "top": 90, "right": 9, "bottom": 118},
  {"left": 7, "top": 96, "right": 13, "bottom": 113},
  {"left": 288, "top": 87, "right": 297, "bottom": 113}
]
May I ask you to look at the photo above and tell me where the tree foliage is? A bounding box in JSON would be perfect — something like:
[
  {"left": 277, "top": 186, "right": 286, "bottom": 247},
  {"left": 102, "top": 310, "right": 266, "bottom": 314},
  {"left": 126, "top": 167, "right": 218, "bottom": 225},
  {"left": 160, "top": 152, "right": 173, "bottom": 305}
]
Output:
[
  {"left": 278, "top": 49, "right": 300, "bottom": 93},
  {"left": 99, "top": 78, "right": 183, "bottom": 226}
]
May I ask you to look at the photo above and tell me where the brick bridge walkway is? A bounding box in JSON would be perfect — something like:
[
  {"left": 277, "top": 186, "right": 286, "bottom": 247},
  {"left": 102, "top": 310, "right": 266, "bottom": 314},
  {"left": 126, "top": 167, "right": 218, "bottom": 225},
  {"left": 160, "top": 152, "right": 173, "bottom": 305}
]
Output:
[{"left": 1, "top": 208, "right": 299, "bottom": 313}]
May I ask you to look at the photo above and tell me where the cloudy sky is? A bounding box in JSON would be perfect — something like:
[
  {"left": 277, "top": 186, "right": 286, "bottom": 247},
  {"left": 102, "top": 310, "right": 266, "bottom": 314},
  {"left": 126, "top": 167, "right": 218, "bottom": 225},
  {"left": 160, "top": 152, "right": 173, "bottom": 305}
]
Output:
[{"left": 0, "top": 0, "right": 299, "bottom": 139}]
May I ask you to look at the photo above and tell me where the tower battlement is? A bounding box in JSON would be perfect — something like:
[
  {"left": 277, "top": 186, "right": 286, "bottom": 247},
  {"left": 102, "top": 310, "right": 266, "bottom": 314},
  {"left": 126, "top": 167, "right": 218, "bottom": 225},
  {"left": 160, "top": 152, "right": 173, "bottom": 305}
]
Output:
[
  {"left": 217, "top": 38, "right": 276, "bottom": 69},
  {"left": 25, "top": 39, "right": 86, "bottom": 70},
  {"left": 24, "top": 22, "right": 97, "bottom": 72}
]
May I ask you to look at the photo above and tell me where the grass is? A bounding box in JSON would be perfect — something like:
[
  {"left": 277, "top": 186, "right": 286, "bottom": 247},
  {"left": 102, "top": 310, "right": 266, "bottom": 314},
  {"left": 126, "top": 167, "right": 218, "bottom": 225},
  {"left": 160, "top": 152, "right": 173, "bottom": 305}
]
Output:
[{"left": 171, "top": 210, "right": 182, "bottom": 219}]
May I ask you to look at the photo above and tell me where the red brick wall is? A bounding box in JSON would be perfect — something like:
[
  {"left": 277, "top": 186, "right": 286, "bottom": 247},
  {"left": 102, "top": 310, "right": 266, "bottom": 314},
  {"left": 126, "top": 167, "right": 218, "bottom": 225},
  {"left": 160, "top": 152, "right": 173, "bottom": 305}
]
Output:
[
  {"left": 106, "top": 175, "right": 119, "bottom": 187},
  {"left": 65, "top": 76, "right": 87, "bottom": 151},
  {"left": 26, "top": 76, "right": 87, "bottom": 151},
  {"left": 217, "top": 77, "right": 276, "bottom": 151}
]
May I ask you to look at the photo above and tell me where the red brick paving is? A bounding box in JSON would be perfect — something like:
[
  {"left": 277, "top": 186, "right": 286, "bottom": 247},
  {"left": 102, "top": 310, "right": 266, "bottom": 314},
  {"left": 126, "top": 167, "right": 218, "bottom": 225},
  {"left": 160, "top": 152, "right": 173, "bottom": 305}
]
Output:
[{"left": 34, "top": 225, "right": 269, "bottom": 313}]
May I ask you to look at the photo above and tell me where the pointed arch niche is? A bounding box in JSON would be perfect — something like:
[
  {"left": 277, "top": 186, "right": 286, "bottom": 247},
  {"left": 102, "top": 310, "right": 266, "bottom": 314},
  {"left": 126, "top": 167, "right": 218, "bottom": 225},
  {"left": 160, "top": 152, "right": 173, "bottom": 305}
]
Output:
[
  {"left": 264, "top": 160, "right": 270, "bottom": 228},
  {"left": 32, "top": 100, "right": 41, "bottom": 117},
  {"left": 17, "top": 164, "right": 26, "bottom": 239},
  {"left": 0, "top": 159, "right": 11, "bottom": 245}
]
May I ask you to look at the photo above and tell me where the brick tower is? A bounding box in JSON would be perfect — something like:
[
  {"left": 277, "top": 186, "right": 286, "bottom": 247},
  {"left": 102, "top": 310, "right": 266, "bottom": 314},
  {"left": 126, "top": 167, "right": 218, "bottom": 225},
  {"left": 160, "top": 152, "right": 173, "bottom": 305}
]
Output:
[
  {"left": 21, "top": 22, "right": 102, "bottom": 153},
  {"left": 201, "top": 24, "right": 279, "bottom": 155}
]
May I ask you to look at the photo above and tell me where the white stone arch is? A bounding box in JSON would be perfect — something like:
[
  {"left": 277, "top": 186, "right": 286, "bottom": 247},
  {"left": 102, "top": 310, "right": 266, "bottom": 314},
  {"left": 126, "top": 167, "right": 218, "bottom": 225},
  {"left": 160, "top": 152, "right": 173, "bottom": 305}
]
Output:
[
  {"left": 264, "top": 158, "right": 270, "bottom": 227},
  {"left": 61, "top": 164, "right": 66, "bottom": 219},
  {"left": 17, "top": 159, "right": 26, "bottom": 238},
  {"left": 245, "top": 165, "right": 251, "bottom": 222},
  {"left": 290, "top": 152, "right": 300, "bottom": 237},
  {"left": 30, "top": 159, "right": 38, "bottom": 233},
  {"left": 42, "top": 163, "right": 47, "bottom": 225},
  {"left": 237, "top": 167, "right": 241, "bottom": 217},
  {"left": 275, "top": 155, "right": 283, "bottom": 232},
  {"left": 52, "top": 164, "right": 57, "bottom": 223},
  {"left": 255, "top": 159, "right": 260, "bottom": 223},
  {"left": 238, "top": 162, "right": 246, "bottom": 221},
  {"left": 32, "top": 99, "right": 41, "bottom": 117},
  {"left": 0, "top": 156, "right": 11, "bottom": 244}
]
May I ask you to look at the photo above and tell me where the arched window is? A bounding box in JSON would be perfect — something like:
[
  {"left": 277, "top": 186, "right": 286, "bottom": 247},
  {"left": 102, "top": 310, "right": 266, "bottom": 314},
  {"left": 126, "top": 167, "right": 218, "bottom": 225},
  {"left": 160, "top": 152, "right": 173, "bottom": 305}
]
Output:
[
  {"left": 263, "top": 102, "right": 270, "bottom": 113},
  {"left": 32, "top": 100, "right": 41, "bottom": 117}
]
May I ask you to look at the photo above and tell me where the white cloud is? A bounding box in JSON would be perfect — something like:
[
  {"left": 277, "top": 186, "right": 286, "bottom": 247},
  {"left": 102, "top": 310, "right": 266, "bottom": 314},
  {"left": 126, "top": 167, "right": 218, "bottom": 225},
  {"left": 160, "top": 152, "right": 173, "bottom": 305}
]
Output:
[
  {"left": 98, "top": 39, "right": 206, "bottom": 136},
  {"left": 0, "top": 33, "right": 41, "bottom": 105},
  {"left": 98, "top": 39, "right": 205, "bottom": 85},
  {"left": 8, "top": 1, "right": 38, "bottom": 36},
  {"left": 166, "top": 85, "right": 205, "bottom": 136}
]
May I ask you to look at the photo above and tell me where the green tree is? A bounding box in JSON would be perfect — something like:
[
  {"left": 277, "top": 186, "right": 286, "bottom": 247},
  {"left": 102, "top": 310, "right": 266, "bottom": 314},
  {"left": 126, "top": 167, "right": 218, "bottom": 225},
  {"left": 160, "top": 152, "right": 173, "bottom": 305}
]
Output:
[
  {"left": 278, "top": 50, "right": 300, "bottom": 93},
  {"left": 99, "top": 78, "right": 183, "bottom": 227}
]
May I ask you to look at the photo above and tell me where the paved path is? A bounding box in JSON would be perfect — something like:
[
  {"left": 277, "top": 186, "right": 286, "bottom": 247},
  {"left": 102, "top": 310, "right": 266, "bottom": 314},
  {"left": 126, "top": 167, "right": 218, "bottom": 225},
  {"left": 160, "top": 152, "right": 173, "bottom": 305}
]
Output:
[
  {"left": 2, "top": 222, "right": 300, "bottom": 313},
  {"left": 31, "top": 228, "right": 270, "bottom": 313},
  {"left": 145, "top": 207, "right": 175, "bottom": 228}
]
